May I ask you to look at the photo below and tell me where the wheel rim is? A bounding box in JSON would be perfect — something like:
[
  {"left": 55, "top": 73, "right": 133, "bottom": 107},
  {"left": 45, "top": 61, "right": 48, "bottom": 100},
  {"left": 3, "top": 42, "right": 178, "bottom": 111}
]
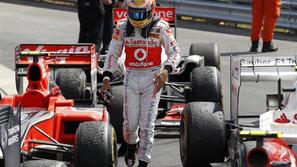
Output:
[
  {"left": 111, "top": 128, "right": 117, "bottom": 167},
  {"left": 180, "top": 111, "right": 188, "bottom": 161}
]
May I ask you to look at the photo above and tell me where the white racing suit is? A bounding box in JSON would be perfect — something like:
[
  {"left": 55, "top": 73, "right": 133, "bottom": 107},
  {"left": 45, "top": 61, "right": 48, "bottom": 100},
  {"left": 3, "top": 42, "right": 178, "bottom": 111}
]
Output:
[{"left": 103, "top": 17, "right": 181, "bottom": 163}]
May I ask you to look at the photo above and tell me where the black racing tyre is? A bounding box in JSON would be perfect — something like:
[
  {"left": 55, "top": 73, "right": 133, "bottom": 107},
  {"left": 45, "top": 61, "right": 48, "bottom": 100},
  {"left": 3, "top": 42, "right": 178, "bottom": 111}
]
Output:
[
  {"left": 180, "top": 102, "right": 226, "bottom": 166},
  {"left": 0, "top": 159, "right": 3, "bottom": 167},
  {"left": 191, "top": 67, "right": 222, "bottom": 103},
  {"left": 21, "top": 160, "right": 67, "bottom": 167},
  {"left": 107, "top": 85, "right": 124, "bottom": 143},
  {"left": 55, "top": 69, "right": 86, "bottom": 99},
  {"left": 189, "top": 43, "right": 220, "bottom": 70},
  {"left": 74, "top": 121, "right": 117, "bottom": 167}
]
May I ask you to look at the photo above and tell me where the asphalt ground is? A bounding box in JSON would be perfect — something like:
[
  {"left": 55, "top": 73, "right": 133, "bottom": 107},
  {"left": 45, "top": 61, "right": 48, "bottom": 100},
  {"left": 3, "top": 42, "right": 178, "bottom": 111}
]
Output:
[{"left": 0, "top": 1, "right": 297, "bottom": 166}]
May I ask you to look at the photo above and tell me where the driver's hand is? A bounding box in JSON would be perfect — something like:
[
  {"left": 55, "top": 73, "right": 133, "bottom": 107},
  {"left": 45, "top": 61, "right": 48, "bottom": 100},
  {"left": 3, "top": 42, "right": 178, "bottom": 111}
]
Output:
[
  {"left": 98, "top": 79, "right": 113, "bottom": 105},
  {"left": 154, "top": 69, "right": 169, "bottom": 93},
  {"left": 99, "top": 79, "right": 112, "bottom": 95}
]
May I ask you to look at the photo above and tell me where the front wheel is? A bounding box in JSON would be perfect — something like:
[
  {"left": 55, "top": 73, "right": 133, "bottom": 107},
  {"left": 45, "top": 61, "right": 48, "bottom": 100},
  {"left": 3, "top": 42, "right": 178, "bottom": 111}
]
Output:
[
  {"left": 74, "top": 121, "right": 117, "bottom": 167},
  {"left": 107, "top": 85, "right": 124, "bottom": 143}
]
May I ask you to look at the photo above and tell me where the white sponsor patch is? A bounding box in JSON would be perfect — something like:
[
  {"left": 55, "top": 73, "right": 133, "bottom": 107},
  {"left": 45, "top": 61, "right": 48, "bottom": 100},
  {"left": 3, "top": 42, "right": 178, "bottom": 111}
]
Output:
[{"left": 240, "top": 57, "right": 297, "bottom": 66}]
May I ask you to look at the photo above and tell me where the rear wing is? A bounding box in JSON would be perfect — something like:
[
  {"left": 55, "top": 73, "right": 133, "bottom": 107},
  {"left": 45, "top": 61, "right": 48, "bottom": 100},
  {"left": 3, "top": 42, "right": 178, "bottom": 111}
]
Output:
[
  {"left": 113, "top": 7, "right": 177, "bottom": 37},
  {"left": 15, "top": 44, "right": 98, "bottom": 94},
  {"left": 15, "top": 44, "right": 97, "bottom": 68},
  {"left": 228, "top": 56, "right": 297, "bottom": 159},
  {"left": 230, "top": 56, "right": 297, "bottom": 124}
]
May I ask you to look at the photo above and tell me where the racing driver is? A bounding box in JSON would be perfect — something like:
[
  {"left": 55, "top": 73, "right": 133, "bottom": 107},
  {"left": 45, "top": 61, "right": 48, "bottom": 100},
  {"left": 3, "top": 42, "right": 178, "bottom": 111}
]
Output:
[{"left": 100, "top": 0, "right": 181, "bottom": 166}]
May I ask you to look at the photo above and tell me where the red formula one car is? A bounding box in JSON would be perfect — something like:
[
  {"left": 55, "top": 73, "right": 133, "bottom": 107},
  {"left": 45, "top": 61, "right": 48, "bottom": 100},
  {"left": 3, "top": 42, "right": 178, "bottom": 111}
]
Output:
[{"left": 0, "top": 44, "right": 117, "bottom": 167}]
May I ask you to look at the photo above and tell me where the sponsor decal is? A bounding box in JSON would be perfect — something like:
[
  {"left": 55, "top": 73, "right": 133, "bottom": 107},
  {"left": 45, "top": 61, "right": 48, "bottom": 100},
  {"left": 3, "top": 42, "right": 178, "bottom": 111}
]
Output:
[
  {"left": 42, "top": 57, "right": 67, "bottom": 64},
  {"left": 22, "top": 45, "right": 89, "bottom": 53},
  {"left": 149, "top": 34, "right": 160, "bottom": 38},
  {"left": 275, "top": 113, "right": 291, "bottom": 123},
  {"left": 134, "top": 48, "right": 147, "bottom": 61},
  {"left": 113, "top": 7, "right": 175, "bottom": 24},
  {"left": 107, "top": 55, "right": 112, "bottom": 69},
  {"left": 7, "top": 125, "right": 19, "bottom": 146},
  {"left": 125, "top": 47, "right": 161, "bottom": 68},
  {"left": 115, "top": 9, "right": 127, "bottom": 20},
  {"left": 128, "top": 61, "right": 154, "bottom": 67},
  {"left": 151, "top": 27, "right": 161, "bottom": 34},
  {"left": 112, "top": 29, "right": 120, "bottom": 40},
  {"left": 0, "top": 123, "right": 20, "bottom": 150},
  {"left": 156, "top": 10, "right": 174, "bottom": 20},
  {"left": 149, "top": 27, "right": 161, "bottom": 38},
  {"left": 170, "top": 40, "right": 177, "bottom": 46},
  {"left": 125, "top": 39, "right": 160, "bottom": 46},
  {"left": 165, "top": 28, "right": 173, "bottom": 35},
  {"left": 240, "top": 57, "right": 297, "bottom": 66}
]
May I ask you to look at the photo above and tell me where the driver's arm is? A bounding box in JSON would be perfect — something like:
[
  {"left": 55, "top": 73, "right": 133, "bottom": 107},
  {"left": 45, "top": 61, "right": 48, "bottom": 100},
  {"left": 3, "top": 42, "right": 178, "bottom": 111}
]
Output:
[
  {"left": 102, "top": 21, "right": 125, "bottom": 81},
  {"left": 161, "top": 21, "right": 181, "bottom": 73}
]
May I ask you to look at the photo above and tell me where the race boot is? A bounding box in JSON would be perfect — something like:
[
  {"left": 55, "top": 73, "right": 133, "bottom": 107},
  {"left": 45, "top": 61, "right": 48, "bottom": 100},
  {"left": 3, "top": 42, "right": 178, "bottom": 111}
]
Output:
[
  {"left": 125, "top": 144, "right": 137, "bottom": 167},
  {"left": 249, "top": 40, "right": 259, "bottom": 52},
  {"left": 118, "top": 141, "right": 127, "bottom": 157},
  {"left": 262, "top": 42, "right": 278, "bottom": 52},
  {"left": 138, "top": 160, "right": 148, "bottom": 167}
]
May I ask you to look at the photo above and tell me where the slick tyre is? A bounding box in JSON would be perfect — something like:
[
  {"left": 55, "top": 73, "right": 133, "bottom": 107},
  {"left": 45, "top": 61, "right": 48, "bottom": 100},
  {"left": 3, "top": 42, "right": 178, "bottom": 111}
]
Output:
[
  {"left": 55, "top": 69, "right": 86, "bottom": 99},
  {"left": 189, "top": 43, "right": 220, "bottom": 70},
  {"left": 191, "top": 67, "right": 222, "bottom": 103},
  {"left": 74, "top": 121, "right": 117, "bottom": 167},
  {"left": 107, "top": 85, "right": 124, "bottom": 143},
  {"left": 180, "top": 102, "right": 226, "bottom": 166},
  {"left": 21, "top": 160, "right": 67, "bottom": 167}
]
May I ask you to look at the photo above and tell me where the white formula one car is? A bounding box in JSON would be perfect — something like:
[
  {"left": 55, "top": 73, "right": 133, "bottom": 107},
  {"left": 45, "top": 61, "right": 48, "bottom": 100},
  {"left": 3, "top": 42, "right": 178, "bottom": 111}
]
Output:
[{"left": 180, "top": 55, "right": 297, "bottom": 166}]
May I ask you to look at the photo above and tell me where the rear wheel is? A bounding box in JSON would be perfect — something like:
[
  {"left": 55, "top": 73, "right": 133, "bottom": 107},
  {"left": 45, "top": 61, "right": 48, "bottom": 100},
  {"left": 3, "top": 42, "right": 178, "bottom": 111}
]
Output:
[
  {"left": 0, "top": 159, "right": 3, "bottom": 167},
  {"left": 180, "top": 102, "right": 226, "bottom": 166},
  {"left": 55, "top": 69, "right": 86, "bottom": 99},
  {"left": 190, "top": 67, "right": 222, "bottom": 103},
  {"left": 74, "top": 121, "right": 117, "bottom": 167},
  {"left": 189, "top": 43, "right": 220, "bottom": 70}
]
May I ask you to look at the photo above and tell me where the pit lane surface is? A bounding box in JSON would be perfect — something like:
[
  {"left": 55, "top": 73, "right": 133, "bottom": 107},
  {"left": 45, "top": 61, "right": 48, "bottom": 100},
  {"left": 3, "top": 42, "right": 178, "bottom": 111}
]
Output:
[{"left": 0, "top": 1, "right": 296, "bottom": 166}]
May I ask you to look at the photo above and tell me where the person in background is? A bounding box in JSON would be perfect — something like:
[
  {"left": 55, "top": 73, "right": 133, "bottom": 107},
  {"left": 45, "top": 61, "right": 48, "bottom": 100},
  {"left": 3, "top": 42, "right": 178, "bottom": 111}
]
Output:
[
  {"left": 249, "top": 0, "right": 281, "bottom": 52},
  {"left": 101, "top": 0, "right": 125, "bottom": 55},
  {"left": 77, "top": 0, "right": 112, "bottom": 52},
  {"left": 99, "top": 0, "right": 181, "bottom": 166}
]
